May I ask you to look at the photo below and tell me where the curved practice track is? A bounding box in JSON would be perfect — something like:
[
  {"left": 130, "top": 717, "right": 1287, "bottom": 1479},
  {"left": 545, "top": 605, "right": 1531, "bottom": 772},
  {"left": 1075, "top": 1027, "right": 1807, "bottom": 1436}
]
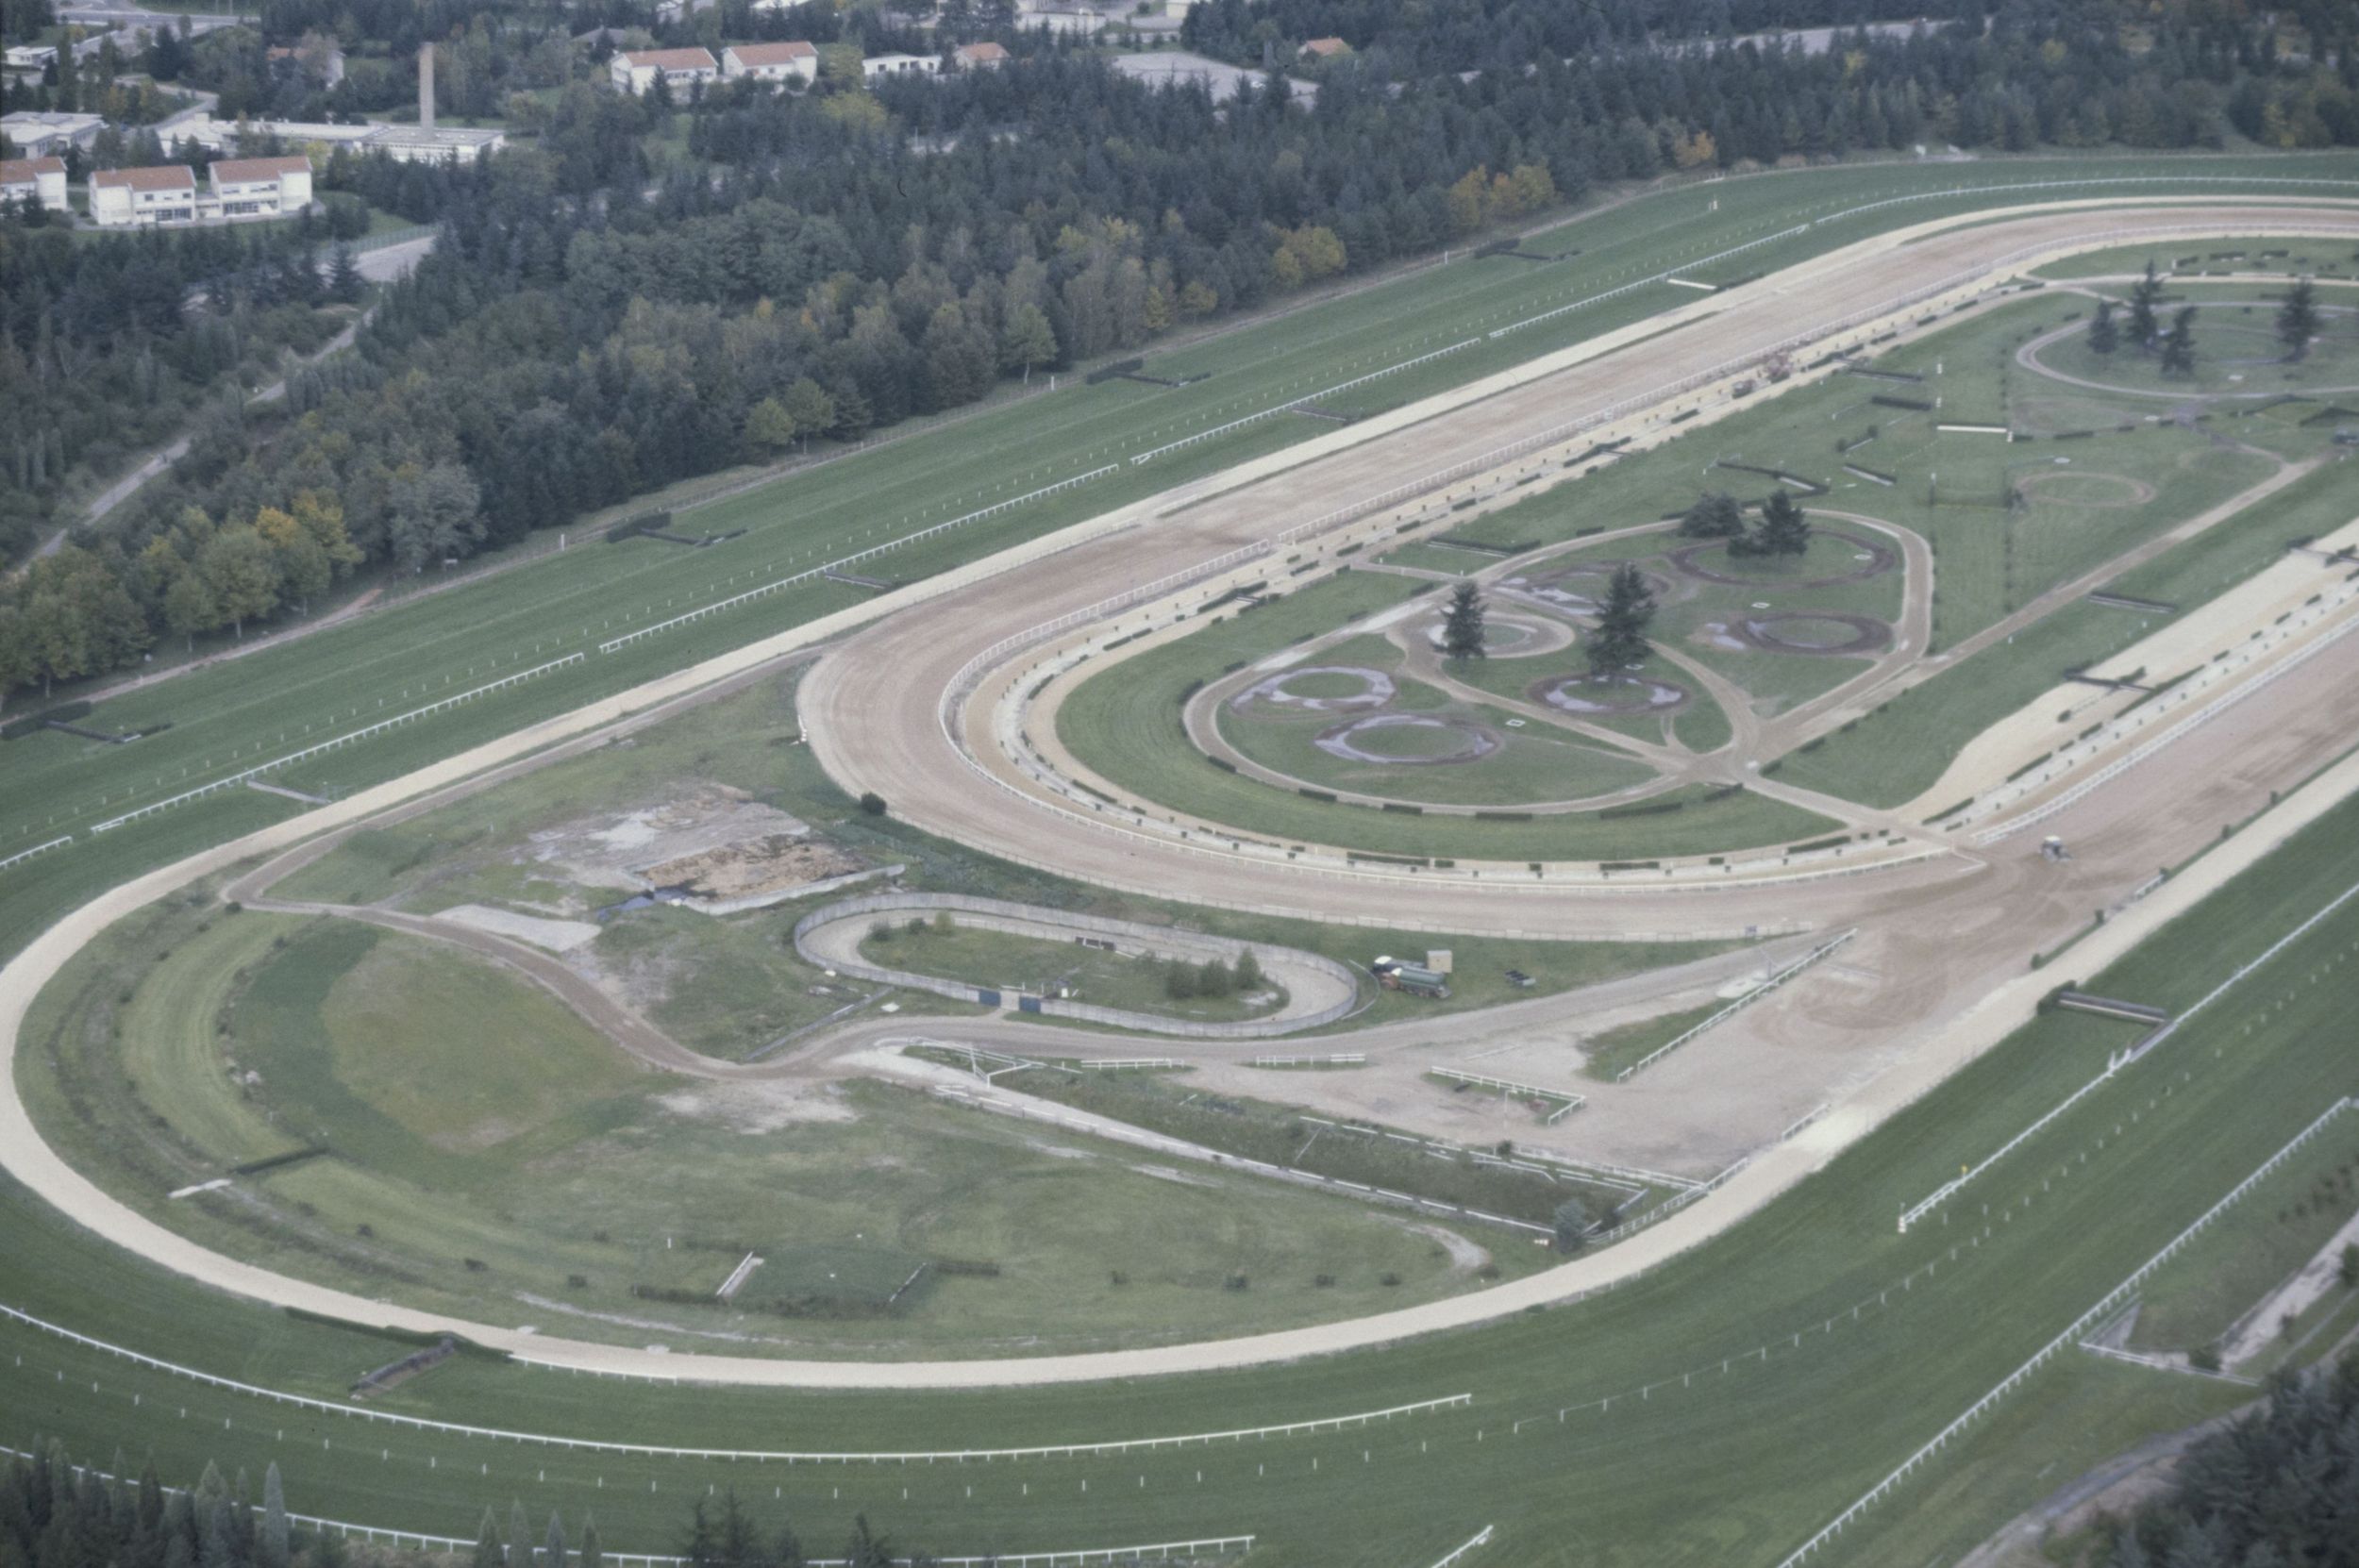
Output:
[{"left": 8, "top": 200, "right": 2359, "bottom": 1393}]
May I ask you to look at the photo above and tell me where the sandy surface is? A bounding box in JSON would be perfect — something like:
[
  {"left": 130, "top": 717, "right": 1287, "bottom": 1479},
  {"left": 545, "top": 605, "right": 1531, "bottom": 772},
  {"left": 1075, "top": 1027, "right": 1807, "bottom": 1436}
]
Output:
[
  {"left": 7, "top": 202, "right": 2359, "bottom": 1389},
  {"left": 436, "top": 903, "right": 601, "bottom": 953}
]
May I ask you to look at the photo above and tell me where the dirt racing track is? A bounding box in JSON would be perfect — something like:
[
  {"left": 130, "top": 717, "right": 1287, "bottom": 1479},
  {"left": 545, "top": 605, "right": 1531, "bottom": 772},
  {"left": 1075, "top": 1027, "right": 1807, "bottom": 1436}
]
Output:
[{"left": 8, "top": 200, "right": 2359, "bottom": 1393}]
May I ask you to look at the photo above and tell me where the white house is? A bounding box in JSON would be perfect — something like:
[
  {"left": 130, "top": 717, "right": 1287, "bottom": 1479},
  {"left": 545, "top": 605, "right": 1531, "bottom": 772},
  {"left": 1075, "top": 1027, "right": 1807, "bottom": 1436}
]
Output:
[
  {"left": 2, "top": 44, "right": 57, "bottom": 77},
  {"left": 90, "top": 164, "right": 198, "bottom": 227},
  {"left": 0, "top": 110, "right": 104, "bottom": 157},
  {"left": 954, "top": 41, "right": 1010, "bottom": 67},
  {"left": 609, "top": 46, "right": 720, "bottom": 94},
  {"left": 0, "top": 156, "right": 67, "bottom": 212},
  {"left": 721, "top": 41, "right": 818, "bottom": 86},
  {"left": 861, "top": 51, "right": 941, "bottom": 80},
  {"left": 209, "top": 154, "right": 312, "bottom": 217}
]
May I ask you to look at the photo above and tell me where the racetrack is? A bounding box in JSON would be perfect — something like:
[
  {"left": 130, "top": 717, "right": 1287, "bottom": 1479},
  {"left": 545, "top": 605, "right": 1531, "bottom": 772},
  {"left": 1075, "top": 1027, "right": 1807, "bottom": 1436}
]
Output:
[{"left": 7, "top": 200, "right": 2359, "bottom": 1392}]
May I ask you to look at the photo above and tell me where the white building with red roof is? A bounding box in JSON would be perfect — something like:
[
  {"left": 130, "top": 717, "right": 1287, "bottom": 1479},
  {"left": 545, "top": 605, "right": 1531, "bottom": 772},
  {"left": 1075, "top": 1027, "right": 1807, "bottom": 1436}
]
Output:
[
  {"left": 721, "top": 41, "right": 819, "bottom": 85},
  {"left": 90, "top": 165, "right": 197, "bottom": 227},
  {"left": 0, "top": 156, "right": 66, "bottom": 212},
  {"left": 609, "top": 46, "right": 720, "bottom": 95},
  {"left": 209, "top": 154, "right": 313, "bottom": 217}
]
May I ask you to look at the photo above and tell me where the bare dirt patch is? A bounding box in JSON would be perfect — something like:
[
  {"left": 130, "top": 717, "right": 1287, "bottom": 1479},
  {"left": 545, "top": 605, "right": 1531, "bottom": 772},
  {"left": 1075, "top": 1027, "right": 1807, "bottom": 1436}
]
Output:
[
  {"left": 1313, "top": 712, "right": 1502, "bottom": 765},
  {"left": 1532, "top": 674, "right": 1692, "bottom": 715},
  {"left": 1229, "top": 666, "right": 1397, "bottom": 714},
  {"left": 1732, "top": 612, "right": 1895, "bottom": 657},
  {"left": 1668, "top": 528, "right": 1899, "bottom": 589},
  {"left": 655, "top": 1080, "right": 857, "bottom": 1133},
  {"left": 527, "top": 786, "right": 864, "bottom": 904},
  {"left": 643, "top": 835, "right": 865, "bottom": 901},
  {"left": 2013, "top": 470, "right": 2158, "bottom": 509}
]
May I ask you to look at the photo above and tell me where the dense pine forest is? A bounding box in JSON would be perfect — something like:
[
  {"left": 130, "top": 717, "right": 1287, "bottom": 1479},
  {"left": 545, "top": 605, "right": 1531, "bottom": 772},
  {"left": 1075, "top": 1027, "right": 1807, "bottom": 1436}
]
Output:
[
  {"left": 2101, "top": 1359, "right": 2359, "bottom": 1567},
  {"left": 5, "top": 0, "right": 2359, "bottom": 698}
]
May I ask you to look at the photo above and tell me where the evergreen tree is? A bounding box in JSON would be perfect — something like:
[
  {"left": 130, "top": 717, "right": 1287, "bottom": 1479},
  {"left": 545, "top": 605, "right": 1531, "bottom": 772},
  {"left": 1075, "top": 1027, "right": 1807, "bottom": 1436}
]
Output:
[
  {"left": 1442, "top": 580, "right": 1486, "bottom": 662},
  {"left": 2086, "top": 298, "right": 2118, "bottom": 355},
  {"left": 326, "top": 243, "right": 363, "bottom": 305},
  {"left": 1677, "top": 492, "right": 1745, "bottom": 539},
  {"left": 1235, "top": 948, "right": 1263, "bottom": 991},
  {"left": 2160, "top": 306, "right": 2198, "bottom": 376},
  {"left": 579, "top": 1518, "right": 603, "bottom": 1568},
  {"left": 472, "top": 1511, "right": 504, "bottom": 1568},
  {"left": 2128, "top": 260, "right": 2165, "bottom": 351},
  {"left": 544, "top": 1513, "right": 566, "bottom": 1568},
  {"left": 257, "top": 1466, "right": 286, "bottom": 1568},
  {"left": 1586, "top": 563, "right": 1655, "bottom": 679},
  {"left": 1551, "top": 1195, "right": 1595, "bottom": 1251},
  {"left": 1756, "top": 492, "right": 1811, "bottom": 556},
  {"left": 2276, "top": 277, "right": 2319, "bottom": 361}
]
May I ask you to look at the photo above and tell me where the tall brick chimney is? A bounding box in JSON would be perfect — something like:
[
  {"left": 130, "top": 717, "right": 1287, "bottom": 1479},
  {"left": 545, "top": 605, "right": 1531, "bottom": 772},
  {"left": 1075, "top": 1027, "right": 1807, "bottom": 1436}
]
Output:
[{"left": 418, "top": 42, "right": 435, "bottom": 128}]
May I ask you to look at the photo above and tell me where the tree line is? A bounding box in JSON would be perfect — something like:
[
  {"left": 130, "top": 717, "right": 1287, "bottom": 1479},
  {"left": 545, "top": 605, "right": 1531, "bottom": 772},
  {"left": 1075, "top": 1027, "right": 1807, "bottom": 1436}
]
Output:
[
  {"left": 2102, "top": 1356, "right": 2359, "bottom": 1567},
  {"left": 1, "top": 1441, "right": 944, "bottom": 1568},
  {"left": 9, "top": 1, "right": 2359, "bottom": 703}
]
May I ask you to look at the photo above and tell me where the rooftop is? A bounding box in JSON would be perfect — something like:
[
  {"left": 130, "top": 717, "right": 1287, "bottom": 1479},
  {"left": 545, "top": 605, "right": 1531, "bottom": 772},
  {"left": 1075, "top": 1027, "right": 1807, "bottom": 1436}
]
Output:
[
  {"left": 619, "top": 46, "right": 719, "bottom": 70},
  {"left": 728, "top": 41, "right": 816, "bottom": 63},
  {"left": 92, "top": 165, "right": 195, "bottom": 192},
  {"left": 210, "top": 155, "right": 311, "bottom": 182},
  {"left": 957, "top": 41, "right": 1010, "bottom": 61},
  {"left": 0, "top": 156, "right": 66, "bottom": 183}
]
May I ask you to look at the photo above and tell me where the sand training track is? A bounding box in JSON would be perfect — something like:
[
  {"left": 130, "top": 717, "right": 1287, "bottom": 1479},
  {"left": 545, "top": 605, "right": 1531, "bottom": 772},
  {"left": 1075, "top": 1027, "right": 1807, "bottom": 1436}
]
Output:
[{"left": 7, "top": 201, "right": 2359, "bottom": 1391}]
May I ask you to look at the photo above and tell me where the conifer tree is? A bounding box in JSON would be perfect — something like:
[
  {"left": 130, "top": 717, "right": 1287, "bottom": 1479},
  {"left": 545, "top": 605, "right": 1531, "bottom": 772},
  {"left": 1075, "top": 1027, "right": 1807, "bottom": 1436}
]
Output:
[
  {"left": 2160, "top": 306, "right": 2198, "bottom": 376},
  {"left": 2276, "top": 277, "right": 2318, "bottom": 361},
  {"left": 1442, "top": 580, "right": 1486, "bottom": 661},
  {"left": 2086, "top": 298, "right": 2118, "bottom": 355},
  {"left": 1587, "top": 563, "right": 1656, "bottom": 678}
]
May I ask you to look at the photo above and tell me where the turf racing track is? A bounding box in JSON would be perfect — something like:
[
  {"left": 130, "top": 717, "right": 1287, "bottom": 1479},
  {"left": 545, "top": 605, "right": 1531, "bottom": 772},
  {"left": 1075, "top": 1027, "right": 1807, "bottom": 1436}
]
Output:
[{"left": 10, "top": 195, "right": 2359, "bottom": 1562}]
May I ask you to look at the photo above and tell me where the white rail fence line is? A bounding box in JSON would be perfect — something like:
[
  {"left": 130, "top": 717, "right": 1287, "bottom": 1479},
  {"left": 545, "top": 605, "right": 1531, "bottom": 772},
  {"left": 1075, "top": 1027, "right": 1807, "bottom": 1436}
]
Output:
[
  {"left": 85, "top": 654, "right": 587, "bottom": 836},
  {"left": 598, "top": 467, "right": 1120, "bottom": 655},
  {"left": 1428, "top": 1067, "right": 1585, "bottom": 1123},
  {"left": 945, "top": 215, "right": 2359, "bottom": 897},
  {"left": 21, "top": 187, "right": 2355, "bottom": 869},
  {"left": 1516, "top": 1147, "right": 1701, "bottom": 1193},
  {"left": 1898, "top": 872, "right": 2359, "bottom": 1232},
  {"left": 1614, "top": 930, "right": 1856, "bottom": 1081},
  {"left": 1146, "top": 174, "right": 2359, "bottom": 467},
  {"left": 0, "top": 1449, "right": 1251, "bottom": 1568},
  {"left": 1776, "top": 1097, "right": 2356, "bottom": 1567},
  {"left": 1427, "top": 1525, "right": 1497, "bottom": 1568},
  {"left": 0, "top": 835, "right": 72, "bottom": 874},
  {"left": 1251, "top": 1052, "right": 1366, "bottom": 1067},
  {"left": 931, "top": 1082, "right": 1552, "bottom": 1236},
  {"left": 1973, "top": 587, "right": 2359, "bottom": 842},
  {"left": 1128, "top": 338, "right": 1481, "bottom": 467},
  {"left": 0, "top": 1301, "right": 1467, "bottom": 1460}
]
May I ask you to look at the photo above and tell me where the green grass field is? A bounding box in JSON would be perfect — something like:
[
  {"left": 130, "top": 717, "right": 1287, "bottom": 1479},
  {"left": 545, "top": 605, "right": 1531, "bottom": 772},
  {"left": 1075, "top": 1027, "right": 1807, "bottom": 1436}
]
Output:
[
  {"left": 12, "top": 155, "right": 2359, "bottom": 1567},
  {"left": 859, "top": 920, "right": 1283, "bottom": 1023},
  {"left": 10, "top": 773, "right": 2359, "bottom": 1563},
  {"left": 7, "top": 154, "right": 2357, "bottom": 993},
  {"left": 1213, "top": 638, "right": 1658, "bottom": 808},
  {"left": 1774, "top": 458, "right": 2359, "bottom": 809},
  {"left": 2035, "top": 235, "right": 2359, "bottom": 279},
  {"left": 1059, "top": 573, "right": 1835, "bottom": 857},
  {"left": 2124, "top": 1121, "right": 2359, "bottom": 1355},
  {"left": 19, "top": 907, "right": 1516, "bottom": 1359},
  {"left": 1578, "top": 999, "right": 1728, "bottom": 1082}
]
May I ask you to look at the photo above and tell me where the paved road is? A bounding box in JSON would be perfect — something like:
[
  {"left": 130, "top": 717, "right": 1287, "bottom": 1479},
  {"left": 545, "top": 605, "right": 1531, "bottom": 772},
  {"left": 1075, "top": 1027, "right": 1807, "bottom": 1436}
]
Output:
[{"left": 6, "top": 201, "right": 2359, "bottom": 1390}]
